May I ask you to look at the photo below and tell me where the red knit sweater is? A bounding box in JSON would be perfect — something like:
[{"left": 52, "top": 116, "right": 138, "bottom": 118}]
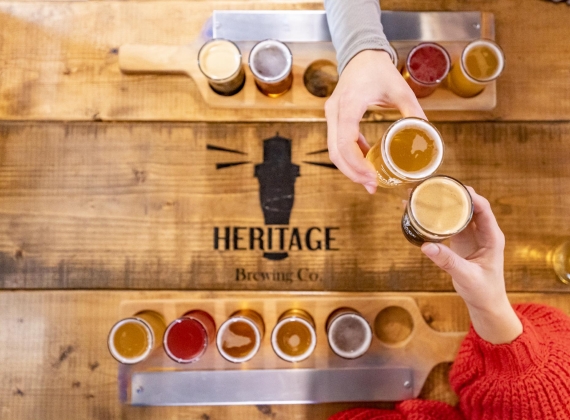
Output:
[{"left": 330, "top": 304, "right": 570, "bottom": 420}]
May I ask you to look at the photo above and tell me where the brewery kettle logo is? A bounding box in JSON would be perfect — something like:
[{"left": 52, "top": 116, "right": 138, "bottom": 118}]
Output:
[{"left": 208, "top": 134, "right": 339, "bottom": 261}]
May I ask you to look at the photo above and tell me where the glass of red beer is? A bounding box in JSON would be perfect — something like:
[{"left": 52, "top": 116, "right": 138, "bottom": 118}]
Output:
[
  {"left": 163, "top": 310, "right": 216, "bottom": 364},
  {"left": 402, "top": 43, "right": 451, "bottom": 98}
]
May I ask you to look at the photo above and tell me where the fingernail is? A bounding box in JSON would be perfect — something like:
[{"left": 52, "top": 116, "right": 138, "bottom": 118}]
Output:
[
  {"left": 364, "top": 184, "right": 375, "bottom": 194},
  {"left": 422, "top": 243, "right": 439, "bottom": 257},
  {"left": 366, "top": 181, "right": 377, "bottom": 188}
]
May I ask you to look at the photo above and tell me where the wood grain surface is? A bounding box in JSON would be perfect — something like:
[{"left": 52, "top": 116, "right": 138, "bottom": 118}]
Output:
[
  {"left": 1, "top": 291, "right": 569, "bottom": 419},
  {"left": 1, "top": 0, "right": 569, "bottom": 418},
  {"left": 0, "top": 121, "right": 568, "bottom": 292},
  {"left": 0, "top": 0, "right": 568, "bottom": 121}
]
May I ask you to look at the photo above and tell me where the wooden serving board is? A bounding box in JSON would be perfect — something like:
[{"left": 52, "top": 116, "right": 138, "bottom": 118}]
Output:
[
  {"left": 118, "top": 12, "right": 496, "bottom": 111},
  {"left": 118, "top": 292, "right": 466, "bottom": 405}
]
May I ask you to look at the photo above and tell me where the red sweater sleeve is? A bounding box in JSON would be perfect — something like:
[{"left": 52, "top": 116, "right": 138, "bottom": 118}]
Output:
[
  {"left": 328, "top": 401, "right": 463, "bottom": 420},
  {"left": 330, "top": 303, "right": 570, "bottom": 420},
  {"left": 450, "top": 303, "right": 570, "bottom": 420}
]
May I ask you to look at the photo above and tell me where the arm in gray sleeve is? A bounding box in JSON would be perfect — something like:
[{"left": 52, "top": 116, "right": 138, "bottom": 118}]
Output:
[{"left": 324, "top": 0, "right": 393, "bottom": 74}]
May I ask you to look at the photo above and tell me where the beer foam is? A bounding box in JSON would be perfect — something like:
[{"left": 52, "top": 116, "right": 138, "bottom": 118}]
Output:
[
  {"left": 462, "top": 40, "right": 504, "bottom": 82},
  {"left": 410, "top": 176, "right": 472, "bottom": 235},
  {"left": 216, "top": 317, "right": 261, "bottom": 363},
  {"left": 327, "top": 314, "right": 372, "bottom": 359},
  {"left": 108, "top": 318, "right": 153, "bottom": 365},
  {"left": 198, "top": 39, "right": 241, "bottom": 80},
  {"left": 249, "top": 40, "right": 292, "bottom": 82},
  {"left": 271, "top": 317, "right": 317, "bottom": 363},
  {"left": 385, "top": 118, "right": 444, "bottom": 179}
]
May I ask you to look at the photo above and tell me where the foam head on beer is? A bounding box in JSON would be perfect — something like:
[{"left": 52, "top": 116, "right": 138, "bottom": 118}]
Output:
[
  {"left": 249, "top": 39, "right": 292, "bottom": 83},
  {"left": 388, "top": 118, "right": 442, "bottom": 176},
  {"left": 410, "top": 176, "right": 472, "bottom": 235},
  {"left": 463, "top": 39, "right": 504, "bottom": 83},
  {"left": 198, "top": 39, "right": 242, "bottom": 81}
]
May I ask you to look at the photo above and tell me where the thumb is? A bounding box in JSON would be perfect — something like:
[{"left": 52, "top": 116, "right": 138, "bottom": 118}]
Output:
[
  {"left": 397, "top": 90, "right": 427, "bottom": 120},
  {"left": 421, "top": 242, "right": 469, "bottom": 279}
]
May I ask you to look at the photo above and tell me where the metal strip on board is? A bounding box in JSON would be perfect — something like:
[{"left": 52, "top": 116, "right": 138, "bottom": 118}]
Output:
[
  {"left": 213, "top": 11, "right": 482, "bottom": 42},
  {"left": 131, "top": 367, "right": 414, "bottom": 406}
]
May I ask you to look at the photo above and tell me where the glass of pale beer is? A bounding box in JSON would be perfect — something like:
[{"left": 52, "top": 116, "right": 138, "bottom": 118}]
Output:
[
  {"left": 326, "top": 308, "right": 372, "bottom": 359},
  {"left": 401, "top": 175, "right": 474, "bottom": 246},
  {"left": 198, "top": 39, "right": 246, "bottom": 96},
  {"left": 249, "top": 39, "right": 293, "bottom": 97},
  {"left": 447, "top": 39, "right": 505, "bottom": 98},
  {"left": 366, "top": 117, "right": 445, "bottom": 188}
]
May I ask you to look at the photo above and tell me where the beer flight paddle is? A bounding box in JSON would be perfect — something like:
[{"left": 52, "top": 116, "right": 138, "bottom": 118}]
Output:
[{"left": 112, "top": 294, "right": 466, "bottom": 405}]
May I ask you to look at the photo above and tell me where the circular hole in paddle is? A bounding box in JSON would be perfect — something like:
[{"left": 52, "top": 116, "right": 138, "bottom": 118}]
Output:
[
  {"left": 374, "top": 306, "right": 414, "bottom": 345},
  {"left": 303, "top": 60, "right": 338, "bottom": 98}
]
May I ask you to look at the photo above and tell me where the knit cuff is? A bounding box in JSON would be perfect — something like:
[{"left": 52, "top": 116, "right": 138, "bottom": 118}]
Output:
[
  {"left": 337, "top": 37, "right": 393, "bottom": 75},
  {"left": 467, "top": 311, "right": 548, "bottom": 376}
]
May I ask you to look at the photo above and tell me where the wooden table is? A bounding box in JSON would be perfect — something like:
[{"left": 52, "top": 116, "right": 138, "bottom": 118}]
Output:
[{"left": 0, "top": 0, "right": 569, "bottom": 419}]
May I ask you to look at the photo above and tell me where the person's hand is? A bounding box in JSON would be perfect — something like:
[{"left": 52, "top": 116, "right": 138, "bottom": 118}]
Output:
[
  {"left": 421, "top": 188, "right": 523, "bottom": 344},
  {"left": 325, "top": 49, "right": 426, "bottom": 194}
]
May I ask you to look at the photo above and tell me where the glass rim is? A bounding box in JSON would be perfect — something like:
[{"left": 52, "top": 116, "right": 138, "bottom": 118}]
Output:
[
  {"left": 407, "top": 175, "right": 474, "bottom": 237},
  {"left": 460, "top": 38, "right": 505, "bottom": 84},
  {"left": 405, "top": 42, "right": 451, "bottom": 86},
  {"left": 197, "top": 38, "right": 243, "bottom": 83},
  {"left": 108, "top": 317, "right": 154, "bottom": 365},
  {"left": 381, "top": 117, "right": 445, "bottom": 180},
  {"left": 163, "top": 316, "right": 209, "bottom": 364},
  {"left": 271, "top": 316, "right": 317, "bottom": 363},
  {"left": 216, "top": 315, "right": 262, "bottom": 363},
  {"left": 327, "top": 312, "right": 372, "bottom": 359},
  {"left": 248, "top": 39, "right": 293, "bottom": 83}
]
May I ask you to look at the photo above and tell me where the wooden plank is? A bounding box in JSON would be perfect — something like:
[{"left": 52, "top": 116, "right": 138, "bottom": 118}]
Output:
[
  {"left": 0, "top": 121, "right": 568, "bottom": 291},
  {"left": 0, "top": 0, "right": 568, "bottom": 121},
  {"left": 1, "top": 291, "right": 568, "bottom": 419}
]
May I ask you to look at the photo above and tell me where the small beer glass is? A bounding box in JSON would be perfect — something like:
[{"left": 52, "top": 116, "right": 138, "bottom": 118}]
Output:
[
  {"left": 163, "top": 310, "right": 216, "bottom": 364},
  {"left": 271, "top": 308, "right": 317, "bottom": 363},
  {"left": 366, "top": 117, "right": 444, "bottom": 188},
  {"left": 402, "top": 175, "right": 474, "bottom": 247},
  {"left": 326, "top": 308, "right": 372, "bottom": 359},
  {"left": 108, "top": 310, "right": 166, "bottom": 365},
  {"left": 198, "top": 39, "right": 246, "bottom": 96},
  {"left": 249, "top": 39, "right": 293, "bottom": 97},
  {"left": 217, "top": 309, "right": 265, "bottom": 363},
  {"left": 402, "top": 42, "right": 451, "bottom": 98},
  {"left": 552, "top": 241, "right": 570, "bottom": 285},
  {"left": 447, "top": 39, "right": 505, "bottom": 98}
]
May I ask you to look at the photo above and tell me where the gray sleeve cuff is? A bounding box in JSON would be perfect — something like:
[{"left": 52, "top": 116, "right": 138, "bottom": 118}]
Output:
[{"left": 324, "top": 0, "right": 391, "bottom": 74}]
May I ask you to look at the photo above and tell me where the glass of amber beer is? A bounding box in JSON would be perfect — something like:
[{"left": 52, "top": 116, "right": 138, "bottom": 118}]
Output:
[
  {"left": 366, "top": 117, "right": 444, "bottom": 188},
  {"left": 447, "top": 39, "right": 505, "bottom": 98},
  {"left": 271, "top": 309, "right": 317, "bottom": 363},
  {"left": 108, "top": 310, "right": 167, "bottom": 364},
  {"left": 217, "top": 309, "right": 265, "bottom": 363},
  {"left": 401, "top": 175, "right": 474, "bottom": 246},
  {"left": 198, "top": 39, "right": 246, "bottom": 96},
  {"left": 249, "top": 39, "right": 293, "bottom": 97}
]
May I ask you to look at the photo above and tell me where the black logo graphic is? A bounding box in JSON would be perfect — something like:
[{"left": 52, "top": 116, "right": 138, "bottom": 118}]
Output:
[
  {"left": 208, "top": 134, "right": 338, "bottom": 260},
  {"left": 255, "top": 136, "right": 299, "bottom": 259}
]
